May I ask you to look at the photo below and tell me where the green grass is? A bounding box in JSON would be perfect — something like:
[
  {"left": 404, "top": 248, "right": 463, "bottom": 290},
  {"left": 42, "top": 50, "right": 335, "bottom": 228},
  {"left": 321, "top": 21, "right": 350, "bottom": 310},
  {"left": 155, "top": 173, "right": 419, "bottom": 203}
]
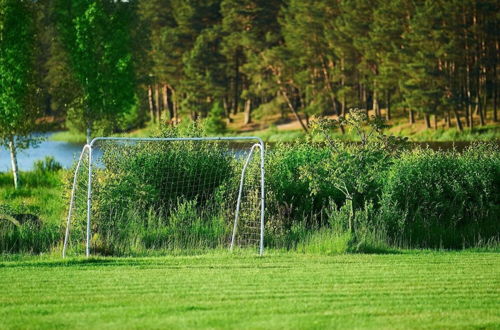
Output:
[
  {"left": 0, "top": 251, "right": 498, "bottom": 329},
  {"left": 48, "top": 119, "right": 499, "bottom": 144},
  {"left": 0, "top": 171, "right": 65, "bottom": 225},
  {"left": 390, "top": 123, "right": 500, "bottom": 141},
  {"left": 49, "top": 130, "right": 87, "bottom": 144},
  {"left": 235, "top": 127, "right": 307, "bottom": 142}
]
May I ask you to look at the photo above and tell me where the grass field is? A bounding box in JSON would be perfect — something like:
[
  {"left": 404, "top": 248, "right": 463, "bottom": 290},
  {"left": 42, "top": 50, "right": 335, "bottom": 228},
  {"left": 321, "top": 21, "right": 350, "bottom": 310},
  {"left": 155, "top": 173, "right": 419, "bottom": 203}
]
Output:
[{"left": 1, "top": 251, "right": 498, "bottom": 329}]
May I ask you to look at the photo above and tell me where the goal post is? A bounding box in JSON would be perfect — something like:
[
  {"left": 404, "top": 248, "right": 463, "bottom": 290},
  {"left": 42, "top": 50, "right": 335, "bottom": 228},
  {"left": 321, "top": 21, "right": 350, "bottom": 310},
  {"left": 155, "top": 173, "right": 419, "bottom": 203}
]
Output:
[{"left": 62, "top": 136, "right": 265, "bottom": 257}]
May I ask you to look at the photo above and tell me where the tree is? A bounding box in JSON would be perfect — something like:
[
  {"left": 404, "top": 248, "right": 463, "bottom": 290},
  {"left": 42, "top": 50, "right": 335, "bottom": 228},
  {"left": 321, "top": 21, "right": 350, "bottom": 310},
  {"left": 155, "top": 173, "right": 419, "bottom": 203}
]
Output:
[
  {"left": 0, "top": 0, "right": 40, "bottom": 189},
  {"left": 400, "top": 1, "right": 447, "bottom": 129},
  {"left": 55, "top": 0, "right": 137, "bottom": 143},
  {"left": 370, "top": 0, "right": 412, "bottom": 121},
  {"left": 221, "top": 0, "right": 283, "bottom": 124},
  {"left": 137, "top": 0, "right": 177, "bottom": 124},
  {"left": 37, "top": 0, "right": 82, "bottom": 123},
  {"left": 280, "top": 0, "right": 340, "bottom": 121},
  {"left": 182, "top": 26, "right": 228, "bottom": 118}
]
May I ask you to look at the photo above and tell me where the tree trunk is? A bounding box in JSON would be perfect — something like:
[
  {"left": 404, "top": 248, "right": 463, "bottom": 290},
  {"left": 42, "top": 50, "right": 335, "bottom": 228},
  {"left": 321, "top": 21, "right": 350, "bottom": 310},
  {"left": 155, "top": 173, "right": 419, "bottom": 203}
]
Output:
[
  {"left": 453, "top": 109, "right": 464, "bottom": 131},
  {"left": 163, "top": 84, "right": 173, "bottom": 123},
  {"left": 469, "top": 102, "right": 474, "bottom": 129},
  {"left": 494, "top": 82, "right": 498, "bottom": 122},
  {"left": 362, "top": 85, "right": 368, "bottom": 115},
  {"left": 494, "top": 51, "right": 498, "bottom": 122},
  {"left": 155, "top": 84, "right": 161, "bottom": 124},
  {"left": 409, "top": 109, "right": 415, "bottom": 124},
  {"left": 223, "top": 97, "right": 233, "bottom": 123},
  {"left": 233, "top": 53, "right": 240, "bottom": 115},
  {"left": 446, "top": 110, "right": 451, "bottom": 128},
  {"left": 477, "top": 95, "right": 485, "bottom": 126},
  {"left": 424, "top": 113, "right": 432, "bottom": 129},
  {"left": 464, "top": 10, "right": 472, "bottom": 128},
  {"left": 461, "top": 94, "right": 470, "bottom": 127},
  {"left": 385, "top": 91, "right": 391, "bottom": 120},
  {"left": 148, "top": 85, "right": 156, "bottom": 124},
  {"left": 8, "top": 137, "right": 20, "bottom": 189},
  {"left": 373, "top": 88, "right": 380, "bottom": 117},
  {"left": 243, "top": 99, "right": 252, "bottom": 125},
  {"left": 281, "top": 89, "right": 308, "bottom": 132},
  {"left": 433, "top": 114, "right": 438, "bottom": 130},
  {"left": 340, "top": 58, "right": 346, "bottom": 117},
  {"left": 86, "top": 127, "right": 91, "bottom": 145},
  {"left": 171, "top": 88, "right": 178, "bottom": 124}
]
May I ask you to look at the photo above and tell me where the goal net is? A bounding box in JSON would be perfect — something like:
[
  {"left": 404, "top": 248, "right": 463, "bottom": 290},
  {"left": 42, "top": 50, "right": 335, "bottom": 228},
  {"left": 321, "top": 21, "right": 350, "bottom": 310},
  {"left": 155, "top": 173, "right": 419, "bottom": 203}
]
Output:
[{"left": 62, "top": 136, "right": 264, "bottom": 257}]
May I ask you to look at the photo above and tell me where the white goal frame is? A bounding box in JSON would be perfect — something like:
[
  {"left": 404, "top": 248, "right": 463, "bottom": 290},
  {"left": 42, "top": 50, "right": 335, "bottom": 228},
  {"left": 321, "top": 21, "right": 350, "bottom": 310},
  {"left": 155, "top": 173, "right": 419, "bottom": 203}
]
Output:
[{"left": 62, "top": 136, "right": 265, "bottom": 257}]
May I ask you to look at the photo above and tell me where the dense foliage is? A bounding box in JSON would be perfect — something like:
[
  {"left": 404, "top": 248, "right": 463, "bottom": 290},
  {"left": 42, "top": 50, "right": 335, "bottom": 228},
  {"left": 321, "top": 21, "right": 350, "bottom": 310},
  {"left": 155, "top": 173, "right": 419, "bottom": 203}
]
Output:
[
  {"left": 263, "top": 115, "right": 499, "bottom": 250},
  {"left": 20, "top": 0, "right": 500, "bottom": 137},
  {"left": 0, "top": 0, "right": 40, "bottom": 188},
  {"left": 54, "top": 0, "right": 137, "bottom": 141},
  {"left": 0, "top": 118, "right": 498, "bottom": 254}
]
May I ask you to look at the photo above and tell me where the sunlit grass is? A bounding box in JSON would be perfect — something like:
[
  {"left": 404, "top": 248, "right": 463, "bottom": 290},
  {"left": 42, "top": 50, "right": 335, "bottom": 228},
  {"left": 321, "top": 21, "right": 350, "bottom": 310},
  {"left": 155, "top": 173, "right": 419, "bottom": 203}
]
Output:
[
  {"left": 0, "top": 252, "right": 498, "bottom": 329},
  {"left": 0, "top": 171, "right": 65, "bottom": 225},
  {"left": 49, "top": 130, "right": 87, "bottom": 144}
]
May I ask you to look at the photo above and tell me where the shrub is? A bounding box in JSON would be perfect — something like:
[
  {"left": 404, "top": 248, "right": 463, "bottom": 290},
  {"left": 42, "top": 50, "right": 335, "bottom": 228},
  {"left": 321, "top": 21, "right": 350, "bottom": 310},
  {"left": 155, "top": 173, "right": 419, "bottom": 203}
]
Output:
[
  {"left": 303, "top": 111, "right": 407, "bottom": 221},
  {"left": 68, "top": 123, "right": 238, "bottom": 255},
  {"left": 379, "top": 143, "right": 500, "bottom": 248},
  {"left": 265, "top": 142, "right": 336, "bottom": 229}
]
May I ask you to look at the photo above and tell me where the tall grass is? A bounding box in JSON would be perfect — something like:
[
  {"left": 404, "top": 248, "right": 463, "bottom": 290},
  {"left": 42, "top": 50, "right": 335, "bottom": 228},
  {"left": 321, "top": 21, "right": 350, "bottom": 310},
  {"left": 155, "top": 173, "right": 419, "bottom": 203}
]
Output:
[
  {"left": 263, "top": 115, "right": 499, "bottom": 251},
  {"left": 65, "top": 124, "right": 258, "bottom": 256},
  {"left": 0, "top": 158, "right": 64, "bottom": 253},
  {"left": 1, "top": 121, "right": 498, "bottom": 255}
]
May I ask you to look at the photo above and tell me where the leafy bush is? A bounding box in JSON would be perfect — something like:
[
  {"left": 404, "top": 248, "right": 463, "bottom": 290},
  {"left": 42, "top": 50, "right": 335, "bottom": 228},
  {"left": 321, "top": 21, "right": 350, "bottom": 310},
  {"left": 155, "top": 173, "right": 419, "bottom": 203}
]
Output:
[
  {"left": 379, "top": 143, "right": 500, "bottom": 248},
  {"left": 68, "top": 123, "right": 238, "bottom": 255},
  {"left": 60, "top": 114, "right": 499, "bottom": 255},
  {"left": 266, "top": 110, "right": 406, "bottom": 234},
  {"left": 265, "top": 142, "right": 336, "bottom": 229},
  {"left": 265, "top": 111, "right": 498, "bottom": 251}
]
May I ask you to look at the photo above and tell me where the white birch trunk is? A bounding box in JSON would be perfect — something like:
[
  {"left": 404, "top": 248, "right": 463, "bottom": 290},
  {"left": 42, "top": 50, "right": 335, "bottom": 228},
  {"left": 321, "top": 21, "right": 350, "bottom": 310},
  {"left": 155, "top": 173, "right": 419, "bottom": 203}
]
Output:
[{"left": 8, "top": 137, "right": 19, "bottom": 189}]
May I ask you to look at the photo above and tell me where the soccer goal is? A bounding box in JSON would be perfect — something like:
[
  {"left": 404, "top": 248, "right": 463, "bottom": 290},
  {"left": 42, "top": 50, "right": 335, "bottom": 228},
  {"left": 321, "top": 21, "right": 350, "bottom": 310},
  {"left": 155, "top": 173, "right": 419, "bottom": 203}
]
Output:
[{"left": 62, "top": 136, "right": 265, "bottom": 257}]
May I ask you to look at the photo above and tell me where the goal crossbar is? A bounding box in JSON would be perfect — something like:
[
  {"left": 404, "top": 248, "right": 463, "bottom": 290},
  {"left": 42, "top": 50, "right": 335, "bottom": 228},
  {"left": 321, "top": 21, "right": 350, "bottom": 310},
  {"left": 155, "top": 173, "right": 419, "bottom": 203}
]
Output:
[{"left": 62, "top": 136, "right": 265, "bottom": 257}]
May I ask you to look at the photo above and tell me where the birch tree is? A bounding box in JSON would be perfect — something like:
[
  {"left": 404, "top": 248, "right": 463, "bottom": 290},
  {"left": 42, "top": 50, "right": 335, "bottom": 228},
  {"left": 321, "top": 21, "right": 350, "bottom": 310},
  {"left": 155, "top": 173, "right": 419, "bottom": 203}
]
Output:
[{"left": 0, "top": 0, "right": 40, "bottom": 189}]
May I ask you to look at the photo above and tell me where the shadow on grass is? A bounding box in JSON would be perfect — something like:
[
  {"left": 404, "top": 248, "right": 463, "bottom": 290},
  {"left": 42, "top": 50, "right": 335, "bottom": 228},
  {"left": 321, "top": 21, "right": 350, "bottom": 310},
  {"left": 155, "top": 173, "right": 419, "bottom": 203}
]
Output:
[
  {"left": 0, "top": 257, "right": 150, "bottom": 269},
  {"left": 0, "top": 251, "right": 290, "bottom": 269}
]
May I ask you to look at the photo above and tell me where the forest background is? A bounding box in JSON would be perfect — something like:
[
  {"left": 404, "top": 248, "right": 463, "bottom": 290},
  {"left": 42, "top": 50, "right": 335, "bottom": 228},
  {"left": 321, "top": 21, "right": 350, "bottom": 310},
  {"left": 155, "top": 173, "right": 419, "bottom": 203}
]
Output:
[{"left": 4, "top": 0, "right": 498, "bottom": 145}]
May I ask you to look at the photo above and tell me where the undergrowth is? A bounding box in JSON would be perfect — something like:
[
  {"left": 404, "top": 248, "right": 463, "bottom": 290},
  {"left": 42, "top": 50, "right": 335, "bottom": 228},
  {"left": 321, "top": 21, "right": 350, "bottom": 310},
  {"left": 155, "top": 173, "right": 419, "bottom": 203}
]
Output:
[{"left": 1, "top": 115, "right": 499, "bottom": 255}]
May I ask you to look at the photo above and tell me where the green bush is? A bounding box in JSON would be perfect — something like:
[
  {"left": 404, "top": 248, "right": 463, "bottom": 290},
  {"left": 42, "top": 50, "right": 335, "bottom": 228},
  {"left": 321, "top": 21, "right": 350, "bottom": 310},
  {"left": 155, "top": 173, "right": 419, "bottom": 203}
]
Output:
[
  {"left": 265, "top": 142, "right": 336, "bottom": 228},
  {"left": 60, "top": 115, "right": 499, "bottom": 255},
  {"left": 68, "top": 124, "right": 238, "bottom": 255},
  {"left": 379, "top": 143, "right": 500, "bottom": 248},
  {"left": 265, "top": 112, "right": 498, "bottom": 251}
]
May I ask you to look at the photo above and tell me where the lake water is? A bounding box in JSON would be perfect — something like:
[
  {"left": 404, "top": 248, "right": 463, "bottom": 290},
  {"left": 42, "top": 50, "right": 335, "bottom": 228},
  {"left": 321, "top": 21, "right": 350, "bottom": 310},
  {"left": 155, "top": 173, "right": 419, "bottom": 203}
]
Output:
[{"left": 0, "top": 133, "right": 85, "bottom": 171}]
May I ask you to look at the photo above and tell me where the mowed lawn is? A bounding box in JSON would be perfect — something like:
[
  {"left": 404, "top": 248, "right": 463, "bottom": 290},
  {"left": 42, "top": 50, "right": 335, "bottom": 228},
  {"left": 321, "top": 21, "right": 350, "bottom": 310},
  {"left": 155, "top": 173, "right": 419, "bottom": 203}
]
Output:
[{"left": 0, "top": 252, "right": 499, "bottom": 329}]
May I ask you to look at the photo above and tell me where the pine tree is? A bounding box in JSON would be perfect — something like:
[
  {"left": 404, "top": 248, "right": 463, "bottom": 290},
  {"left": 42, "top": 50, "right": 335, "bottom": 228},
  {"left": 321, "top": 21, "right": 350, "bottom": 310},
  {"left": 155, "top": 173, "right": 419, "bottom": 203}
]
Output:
[
  {"left": 400, "top": 0, "right": 447, "bottom": 129},
  {"left": 221, "top": 0, "right": 282, "bottom": 124}
]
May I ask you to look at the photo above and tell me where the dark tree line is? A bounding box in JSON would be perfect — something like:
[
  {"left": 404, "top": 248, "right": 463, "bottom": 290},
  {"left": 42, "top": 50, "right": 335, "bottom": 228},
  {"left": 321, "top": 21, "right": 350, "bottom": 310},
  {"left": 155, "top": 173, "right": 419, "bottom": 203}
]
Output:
[{"left": 9, "top": 0, "right": 500, "bottom": 137}]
